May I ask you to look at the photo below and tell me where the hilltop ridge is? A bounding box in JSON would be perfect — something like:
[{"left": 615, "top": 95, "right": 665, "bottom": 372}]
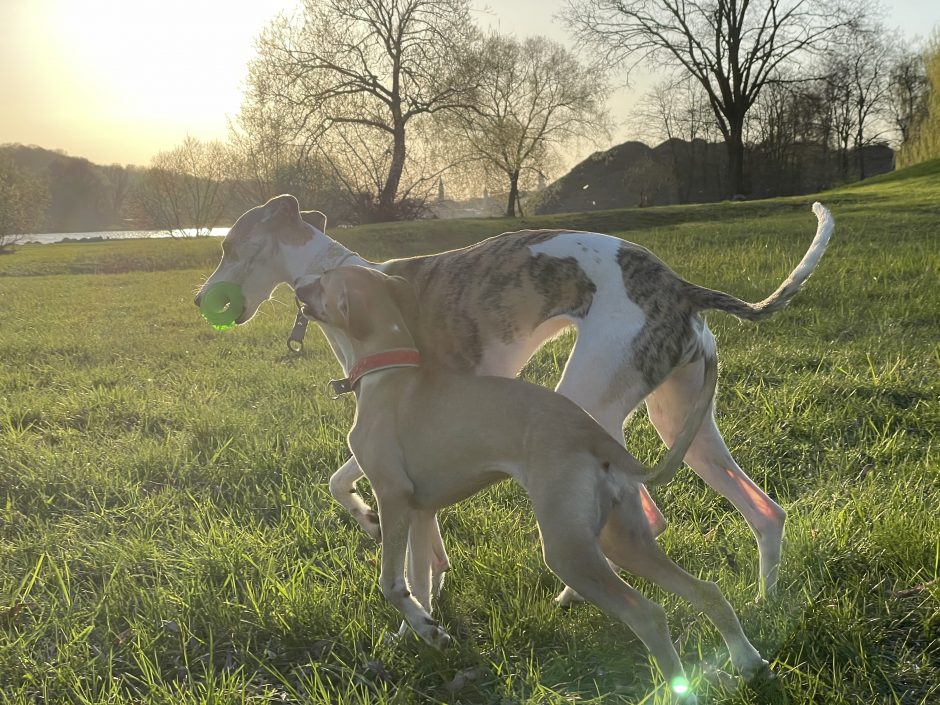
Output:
[{"left": 535, "top": 138, "right": 894, "bottom": 215}]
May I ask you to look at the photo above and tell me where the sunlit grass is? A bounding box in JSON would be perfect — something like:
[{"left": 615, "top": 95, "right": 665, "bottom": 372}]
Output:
[{"left": 0, "top": 163, "right": 938, "bottom": 703}]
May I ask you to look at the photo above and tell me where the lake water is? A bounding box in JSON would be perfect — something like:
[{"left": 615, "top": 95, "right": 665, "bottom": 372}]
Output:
[{"left": 19, "top": 227, "right": 230, "bottom": 245}]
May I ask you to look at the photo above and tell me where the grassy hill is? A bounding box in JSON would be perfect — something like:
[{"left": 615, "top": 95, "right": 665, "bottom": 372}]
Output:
[{"left": 0, "top": 163, "right": 937, "bottom": 704}]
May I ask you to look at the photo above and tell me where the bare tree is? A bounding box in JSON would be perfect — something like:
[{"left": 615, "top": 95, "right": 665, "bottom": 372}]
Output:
[
  {"left": 102, "top": 164, "right": 134, "bottom": 226},
  {"left": 0, "top": 157, "right": 48, "bottom": 252},
  {"left": 888, "top": 47, "right": 928, "bottom": 145},
  {"left": 631, "top": 77, "right": 718, "bottom": 202},
  {"left": 845, "top": 27, "right": 895, "bottom": 177},
  {"left": 247, "top": 0, "right": 481, "bottom": 221},
  {"left": 449, "top": 34, "right": 608, "bottom": 217},
  {"left": 134, "top": 137, "right": 229, "bottom": 237},
  {"left": 748, "top": 80, "right": 797, "bottom": 161},
  {"left": 229, "top": 87, "right": 306, "bottom": 205},
  {"left": 631, "top": 77, "right": 716, "bottom": 145},
  {"left": 229, "top": 89, "right": 347, "bottom": 218},
  {"left": 814, "top": 21, "right": 896, "bottom": 179},
  {"left": 564, "top": 0, "right": 856, "bottom": 196},
  {"left": 745, "top": 73, "right": 837, "bottom": 192}
]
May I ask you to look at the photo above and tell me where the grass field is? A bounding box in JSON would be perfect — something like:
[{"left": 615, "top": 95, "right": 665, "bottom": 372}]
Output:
[{"left": 0, "top": 162, "right": 938, "bottom": 704}]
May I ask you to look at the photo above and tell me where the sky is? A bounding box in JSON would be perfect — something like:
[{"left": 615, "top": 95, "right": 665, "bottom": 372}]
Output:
[{"left": 1, "top": 0, "right": 937, "bottom": 167}]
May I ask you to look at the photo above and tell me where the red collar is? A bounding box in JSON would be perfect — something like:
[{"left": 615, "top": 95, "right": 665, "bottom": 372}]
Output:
[{"left": 329, "top": 348, "right": 422, "bottom": 398}]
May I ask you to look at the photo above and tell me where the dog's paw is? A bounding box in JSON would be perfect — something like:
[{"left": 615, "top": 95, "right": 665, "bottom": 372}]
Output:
[
  {"left": 702, "top": 667, "right": 737, "bottom": 691},
  {"left": 756, "top": 582, "right": 777, "bottom": 602},
  {"left": 738, "top": 657, "right": 772, "bottom": 682},
  {"left": 355, "top": 510, "right": 382, "bottom": 542},
  {"left": 417, "top": 617, "right": 451, "bottom": 650},
  {"left": 554, "top": 586, "right": 586, "bottom": 609}
]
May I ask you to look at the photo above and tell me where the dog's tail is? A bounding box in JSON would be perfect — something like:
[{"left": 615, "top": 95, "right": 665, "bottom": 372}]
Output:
[
  {"left": 685, "top": 202, "right": 834, "bottom": 321},
  {"left": 641, "top": 331, "right": 719, "bottom": 487}
]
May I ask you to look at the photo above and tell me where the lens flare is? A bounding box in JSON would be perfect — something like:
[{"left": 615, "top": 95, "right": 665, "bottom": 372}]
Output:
[{"left": 670, "top": 676, "right": 691, "bottom": 695}]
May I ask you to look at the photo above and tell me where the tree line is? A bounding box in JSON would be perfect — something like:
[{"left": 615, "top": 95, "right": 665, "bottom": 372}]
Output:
[
  {"left": 621, "top": 43, "right": 925, "bottom": 203},
  {"left": 3, "top": 1, "right": 939, "bottom": 251}
]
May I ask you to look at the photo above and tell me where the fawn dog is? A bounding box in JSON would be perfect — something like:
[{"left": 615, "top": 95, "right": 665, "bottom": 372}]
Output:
[{"left": 296, "top": 265, "right": 769, "bottom": 702}]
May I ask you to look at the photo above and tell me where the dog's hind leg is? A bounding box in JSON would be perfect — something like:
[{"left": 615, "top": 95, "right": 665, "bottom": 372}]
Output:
[
  {"left": 393, "top": 516, "right": 448, "bottom": 639},
  {"left": 553, "top": 333, "right": 665, "bottom": 607},
  {"left": 429, "top": 514, "right": 450, "bottom": 599},
  {"left": 407, "top": 510, "right": 438, "bottom": 613},
  {"left": 394, "top": 510, "right": 440, "bottom": 637},
  {"left": 554, "top": 328, "right": 668, "bottom": 535},
  {"left": 329, "top": 456, "right": 382, "bottom": 541},
  {"left": 645, "top": 355, "right": 786, "bottom": 597},
  {"left": 599, "top": 507, "right": 768, "bottom": 680},
  {"left": 536, "top": 518, "right": 694, "bottom": 702}
]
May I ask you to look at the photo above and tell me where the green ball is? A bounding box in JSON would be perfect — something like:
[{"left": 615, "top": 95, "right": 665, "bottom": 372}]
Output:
[{"left": 200, "top": 282, "right": 245, "bottom": 331}]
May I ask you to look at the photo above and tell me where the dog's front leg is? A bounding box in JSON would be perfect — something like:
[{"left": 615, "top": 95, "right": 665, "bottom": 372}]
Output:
[
  {"left": 329, "top": 457, "right": 381, "bottom": 541},
  {"left": 376, "top": 497, "right": 451, "bottom": 649}
]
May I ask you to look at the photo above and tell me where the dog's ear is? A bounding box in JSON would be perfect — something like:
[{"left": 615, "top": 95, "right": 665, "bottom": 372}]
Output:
[
  {"left": 301, "top": 210, "right": 327, "bottom": 232},
  {"left": 339, "top": 280, "right": 374, "bottom": 340},
  {"left": 385, "top": 275, "right": 420, "bottom": 336},
  {"left": 260, "top": 194, "right": 300, "bottom": 223},
  {"left": 261, "top": 195, "right": 311, "bottom": 246}
]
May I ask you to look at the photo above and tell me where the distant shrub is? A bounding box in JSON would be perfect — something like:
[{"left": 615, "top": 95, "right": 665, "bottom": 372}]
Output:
[
  {"left": 0, "top": 157, "right": 49, "bottom": 252},
  {"left": 345, "top": 191, "right": 429, "bottom": 225}
]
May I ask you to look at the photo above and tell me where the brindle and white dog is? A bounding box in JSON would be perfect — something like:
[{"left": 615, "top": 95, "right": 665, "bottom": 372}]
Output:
[{"left": 195, "top": 194, "right": 834, "bottom": 601}]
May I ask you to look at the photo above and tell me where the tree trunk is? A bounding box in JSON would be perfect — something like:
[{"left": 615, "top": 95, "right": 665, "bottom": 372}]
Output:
[
  {"left": 505, "top": 170, "right": 520, "bottom": 217},
  {"left": 856, "top": 128, "right": 867, "bottom": 180},
  {"left": 725, "top": 120, "right": 746, "bottom": 197},
  {"left": 378, "top": 122, "right": 406, "bottom": 221}
]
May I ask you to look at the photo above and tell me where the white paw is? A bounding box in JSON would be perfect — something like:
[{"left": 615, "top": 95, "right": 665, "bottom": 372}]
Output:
[
  {"left": 356, "top": 509, "right": 382, "bottom": 542},
  {"left": 416, "top": 617, "right": 452, "bottom": 650},
  {"left": 554, "top": 586, "right": 586, "bottom": 608},
  {"left": 738, "top": 656, "right": 772, "bottom": 681},
  {"left": 731, "top": 651, "right": 774, "bottom": 681}
]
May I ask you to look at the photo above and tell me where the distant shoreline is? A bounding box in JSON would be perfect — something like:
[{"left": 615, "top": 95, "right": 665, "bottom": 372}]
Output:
[{"left": 18, "top": 228, "right": 229, "bottom": 245}]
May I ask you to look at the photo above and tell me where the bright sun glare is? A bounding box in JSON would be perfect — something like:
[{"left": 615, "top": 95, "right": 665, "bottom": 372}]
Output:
[{"left": 1, "top": 0, "right": 296, "bottom": 165}]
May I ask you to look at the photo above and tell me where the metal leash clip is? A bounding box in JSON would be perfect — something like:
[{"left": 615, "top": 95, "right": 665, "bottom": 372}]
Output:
[
  {"left": 287, "top": 299, "right": 309, "bottom": 354},
  {"left": 328, "top": 377, "right": 353, "bottom": 399}
]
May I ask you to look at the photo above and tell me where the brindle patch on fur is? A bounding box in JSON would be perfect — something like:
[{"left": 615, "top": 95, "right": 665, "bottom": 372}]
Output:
[
  {"left": 529, "top": 254, "right": 596, "bottom": 322},
  {"left": 274, "top": 219, "right": 312, "bottom": 247},
  {"left": 384, "top": 230, "right": 596, "bottom": 371},
  {"left": 616, "top": 243, "right": 699, "bottom": 388}
]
